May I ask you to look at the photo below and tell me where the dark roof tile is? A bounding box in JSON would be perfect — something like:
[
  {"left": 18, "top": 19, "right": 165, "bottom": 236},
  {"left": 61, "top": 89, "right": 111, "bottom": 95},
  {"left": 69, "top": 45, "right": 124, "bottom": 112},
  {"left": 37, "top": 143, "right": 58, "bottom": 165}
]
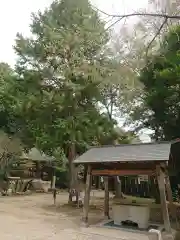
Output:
[{"left": 74, "top": 142, "right": 171, "bottom": 164}]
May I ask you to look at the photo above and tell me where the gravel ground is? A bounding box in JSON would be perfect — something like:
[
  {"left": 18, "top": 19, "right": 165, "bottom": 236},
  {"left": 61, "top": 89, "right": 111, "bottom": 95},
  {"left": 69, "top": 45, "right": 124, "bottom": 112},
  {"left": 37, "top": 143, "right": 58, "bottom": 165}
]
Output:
[{"left": 0, "top": 192, "right": 150, "bottom": 240}]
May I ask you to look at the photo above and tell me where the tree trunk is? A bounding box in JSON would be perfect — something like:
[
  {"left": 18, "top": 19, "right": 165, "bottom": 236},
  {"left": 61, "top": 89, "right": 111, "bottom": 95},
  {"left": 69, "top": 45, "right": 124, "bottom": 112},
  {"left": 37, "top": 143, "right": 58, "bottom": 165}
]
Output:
[
  {"left": 114, "top": 176, "right": 123, "bottom": 198},
  {"left": 68, "top": 143, "right": 77, "bottom": 203}
]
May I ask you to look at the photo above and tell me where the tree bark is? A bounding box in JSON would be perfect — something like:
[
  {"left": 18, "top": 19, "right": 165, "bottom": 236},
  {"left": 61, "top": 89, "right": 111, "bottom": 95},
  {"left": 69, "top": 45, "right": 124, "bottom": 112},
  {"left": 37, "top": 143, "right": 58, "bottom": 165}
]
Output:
[{"left": 68, "top": 143, "right": 77, "bottom": 203}]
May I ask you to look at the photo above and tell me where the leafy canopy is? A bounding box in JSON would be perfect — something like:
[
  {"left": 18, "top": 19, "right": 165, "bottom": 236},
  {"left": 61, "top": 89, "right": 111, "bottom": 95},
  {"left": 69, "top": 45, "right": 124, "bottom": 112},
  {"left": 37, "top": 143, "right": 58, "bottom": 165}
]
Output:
[
  {"left": 12, "top": 0, "right": 127, "bottom": 158},
  {"left": 135, "top": 25, "right": 180, "bottom": 140}
]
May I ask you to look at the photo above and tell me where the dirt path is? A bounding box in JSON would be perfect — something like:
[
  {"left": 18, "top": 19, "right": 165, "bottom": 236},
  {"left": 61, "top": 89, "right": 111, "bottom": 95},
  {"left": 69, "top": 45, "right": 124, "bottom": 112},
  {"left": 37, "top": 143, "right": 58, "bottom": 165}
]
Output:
[{"left": 0, "top": 192, "right": 150, "bottom": 240}]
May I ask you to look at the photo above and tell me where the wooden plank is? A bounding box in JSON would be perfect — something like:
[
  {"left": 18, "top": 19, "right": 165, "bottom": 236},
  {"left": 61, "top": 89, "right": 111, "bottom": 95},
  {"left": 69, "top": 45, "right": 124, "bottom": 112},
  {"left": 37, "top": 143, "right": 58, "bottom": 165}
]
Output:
[
  {"left": 165, "top": 174, "right": 179, "bottom": 228},
  {"left": 91, "top": 169, "right": 155, "bottom": 176},
  {"left": 157, "top": 166, "right": 171, "bottom": 233},
  {"left": 92, "top": 162, "right": 158, "bottom": 170},
  {"left": 104, "top": 177, "right": 109, "bottom": 219},
  {"left": 82, "top": 165, "right": 92, "bottom": 227}
]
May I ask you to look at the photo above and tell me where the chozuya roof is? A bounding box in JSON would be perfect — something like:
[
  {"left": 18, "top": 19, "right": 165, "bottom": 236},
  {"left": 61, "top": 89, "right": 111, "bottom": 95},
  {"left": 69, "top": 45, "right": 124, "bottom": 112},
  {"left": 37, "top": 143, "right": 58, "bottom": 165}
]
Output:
[{"left": 74, "top": 142, "right": 171, "bottom": 164}]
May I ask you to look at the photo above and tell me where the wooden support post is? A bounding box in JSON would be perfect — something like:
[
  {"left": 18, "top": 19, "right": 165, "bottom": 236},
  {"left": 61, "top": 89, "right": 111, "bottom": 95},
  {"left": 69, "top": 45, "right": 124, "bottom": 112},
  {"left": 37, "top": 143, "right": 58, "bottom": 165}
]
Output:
[
  {"left": 157, "top": 166, "right": 171, "bottom": 233},
  {"left": 82, "top": 165, "right": 92, "bottom": 227},
  {"left": 165, "top": 175, "right": 173, "bottom": 205},
  {"left": 98, "top": 176, "right": 101, "bottom": 189},
  {"left": 165, "top": 174, "right": 179, "bottom": 228},
  {"left": 104, "top": 176, "right": 110, "bottom": 219}
]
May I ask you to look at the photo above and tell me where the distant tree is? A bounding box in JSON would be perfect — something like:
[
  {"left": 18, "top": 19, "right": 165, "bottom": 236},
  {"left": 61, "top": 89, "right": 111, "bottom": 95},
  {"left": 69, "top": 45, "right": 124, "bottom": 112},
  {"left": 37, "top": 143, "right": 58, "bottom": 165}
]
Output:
[
  {"left": 0, "top": 131, "right": 22, "bottom": 178},
  {"left": 0, "top": 0, "right": 140, "bottom": 202},
  {"left": 132, "top": 25, "right": 180, "bottom": 140},
  {"left": 13, "top": 0, "right": 122, "bottom": 202}
]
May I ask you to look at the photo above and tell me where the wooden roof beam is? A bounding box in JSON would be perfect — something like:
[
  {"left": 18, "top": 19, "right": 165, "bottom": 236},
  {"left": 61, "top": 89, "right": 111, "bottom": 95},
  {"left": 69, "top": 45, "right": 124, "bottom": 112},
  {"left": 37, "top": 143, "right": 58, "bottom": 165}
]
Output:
[{"left": 91, "top": 169, "right": 155, "bottom": 176}]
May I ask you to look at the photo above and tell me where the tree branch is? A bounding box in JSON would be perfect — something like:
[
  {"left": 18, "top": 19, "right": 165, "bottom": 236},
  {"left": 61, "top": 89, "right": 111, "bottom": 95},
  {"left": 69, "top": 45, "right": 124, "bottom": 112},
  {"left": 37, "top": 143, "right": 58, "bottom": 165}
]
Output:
[
  {"left": 105, "top": 17, "right": 124, "bottom": 31},
  {"left": 145, "top": 17, "right": 168, "bottom": 58},
  {"left": 92, "top": 5, "right": 180, "bottom": 20},
  {"left": 92, "top": 5, "right": 179, "bottom": 59}
]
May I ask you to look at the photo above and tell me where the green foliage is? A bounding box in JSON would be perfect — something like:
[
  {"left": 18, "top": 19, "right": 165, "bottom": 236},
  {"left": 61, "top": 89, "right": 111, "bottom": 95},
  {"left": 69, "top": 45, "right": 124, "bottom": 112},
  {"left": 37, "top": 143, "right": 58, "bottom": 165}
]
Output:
[
  {"left": 11, "top": 0, "right": 131, "bottom": 159},
  {"left": 12, "top": 0, "right": 108, "bottom": 154},
  {"left": 0, "top": 63, "right": 18, "bottom": 134},
  {"left": 134, "top": 25, "right": 180, "bottom": 140},
  {"left": 0, "top": 0, "right": 136, "bottom": 185},
  {"left": 0, "top": 131, "right": 22, "bottom": 178}
]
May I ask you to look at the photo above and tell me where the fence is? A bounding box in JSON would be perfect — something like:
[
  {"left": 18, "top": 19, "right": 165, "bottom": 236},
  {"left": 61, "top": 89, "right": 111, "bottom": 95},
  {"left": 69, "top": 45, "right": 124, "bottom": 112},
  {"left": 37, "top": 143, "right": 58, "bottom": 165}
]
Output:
[
  {"left": 92, "top": 176, "right": 155, "bottom": 198},
  {"left": 121, "top": 176, "right": 153, "bottom": 198}
]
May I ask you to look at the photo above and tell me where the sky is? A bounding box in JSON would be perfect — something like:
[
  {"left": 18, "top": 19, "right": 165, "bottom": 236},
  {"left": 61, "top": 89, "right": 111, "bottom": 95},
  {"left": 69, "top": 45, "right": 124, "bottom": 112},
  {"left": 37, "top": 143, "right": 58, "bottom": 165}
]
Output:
[
  {"left": 0, "top": 0, "right": 151, "bottom": 142},
  {"left": 0, "top": 0, "right": 148, "bottom": 66}
]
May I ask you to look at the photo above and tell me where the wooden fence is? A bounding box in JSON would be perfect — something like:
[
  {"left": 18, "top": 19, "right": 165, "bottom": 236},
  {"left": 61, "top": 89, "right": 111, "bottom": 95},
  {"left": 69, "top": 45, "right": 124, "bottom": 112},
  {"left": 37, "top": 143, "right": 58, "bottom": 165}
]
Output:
[
  {"left": 92, "top": 176, "right": 155, "bottom": 198},
  {"left": 121, "top": 176, "right": 153, "bottom": 198}
]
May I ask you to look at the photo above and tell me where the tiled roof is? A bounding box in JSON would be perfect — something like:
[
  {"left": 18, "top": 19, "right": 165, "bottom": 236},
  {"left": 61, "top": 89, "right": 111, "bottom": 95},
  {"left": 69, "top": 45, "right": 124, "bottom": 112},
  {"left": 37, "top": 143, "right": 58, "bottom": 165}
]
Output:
[
  {"left": 20, "top": 148, "right": 55, "bottom": 162},
  {"left": 74, "top": 142, "right": 171, "bottom": 164}
]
